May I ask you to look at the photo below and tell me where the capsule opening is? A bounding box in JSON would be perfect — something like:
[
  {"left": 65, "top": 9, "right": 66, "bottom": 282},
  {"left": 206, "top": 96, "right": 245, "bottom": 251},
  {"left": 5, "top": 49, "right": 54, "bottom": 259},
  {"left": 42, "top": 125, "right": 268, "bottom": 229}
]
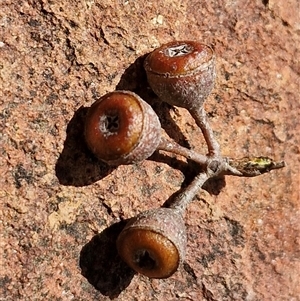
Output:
[{"left": 134, "top": 249, "right": 156, "bottom": 271}]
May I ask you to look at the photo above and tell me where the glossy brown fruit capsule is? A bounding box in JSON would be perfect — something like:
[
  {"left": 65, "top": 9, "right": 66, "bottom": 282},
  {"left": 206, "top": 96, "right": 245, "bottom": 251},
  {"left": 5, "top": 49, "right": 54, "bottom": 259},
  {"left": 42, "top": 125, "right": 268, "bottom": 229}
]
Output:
[
  {"left": 144, "top": 41, "right": 216, "bottom": 109},
  {"left": 116, "top": 208, "right": 186, "bottom": 279},
  {"left": 85, "top": 91, "right": 161, "bottom": 165}
]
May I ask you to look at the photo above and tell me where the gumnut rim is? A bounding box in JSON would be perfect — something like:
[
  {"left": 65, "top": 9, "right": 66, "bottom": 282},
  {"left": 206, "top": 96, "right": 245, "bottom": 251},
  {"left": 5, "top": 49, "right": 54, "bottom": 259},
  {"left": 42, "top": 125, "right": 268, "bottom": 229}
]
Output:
[
  {"left": 116, "top": 208, "right": 187, "bottom": 278},
  {"left": 85, "top": 90, "right": 161, "bottom": 165}
]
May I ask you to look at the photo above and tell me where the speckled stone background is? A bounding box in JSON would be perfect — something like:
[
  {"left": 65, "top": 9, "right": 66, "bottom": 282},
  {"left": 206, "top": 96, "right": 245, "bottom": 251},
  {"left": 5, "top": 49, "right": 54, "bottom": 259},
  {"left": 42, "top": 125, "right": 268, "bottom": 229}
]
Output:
[{"left": 0, "top": 0, "right": 299, "bottom": 300}]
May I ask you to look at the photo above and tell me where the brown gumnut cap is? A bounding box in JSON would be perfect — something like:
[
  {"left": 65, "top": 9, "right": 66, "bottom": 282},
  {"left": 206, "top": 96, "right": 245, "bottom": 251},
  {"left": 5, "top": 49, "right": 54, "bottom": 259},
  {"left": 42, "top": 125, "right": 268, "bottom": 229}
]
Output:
[
  {"left": 116, "top": 208, "right": 187, "bottom": 278},
  {"left": 144, "top": 41, "right": 216, "bottom": 110},
  {"left": 84, "top": 91, "right": 161, "bottom": 165}
]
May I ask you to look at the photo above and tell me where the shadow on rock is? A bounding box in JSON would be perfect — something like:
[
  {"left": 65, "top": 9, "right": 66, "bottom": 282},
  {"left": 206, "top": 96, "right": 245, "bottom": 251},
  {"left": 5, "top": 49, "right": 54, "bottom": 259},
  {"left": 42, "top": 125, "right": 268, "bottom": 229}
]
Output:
[
  {"left": 55, "top": 106, "right": 114, "bottom": 186},
  {"left": 202, "top": 175, "right": 226, "bottom": 195},
  {"left": 79, "top": 220, "right": 135, "bottom": 299}
]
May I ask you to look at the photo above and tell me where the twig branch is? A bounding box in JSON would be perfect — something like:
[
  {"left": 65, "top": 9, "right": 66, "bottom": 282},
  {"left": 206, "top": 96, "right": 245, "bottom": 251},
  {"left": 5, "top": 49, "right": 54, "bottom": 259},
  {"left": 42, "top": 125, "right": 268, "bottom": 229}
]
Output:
[
  {"left": 157, "top": 136, "right": 208, "bottom": 166},
  {"left": 163, "top": 154, "right": 285, "bottom": 214},
  {"left": 189, "top": 106, "right": 221, "bottom": 157},
  {"left": 157, "top": 134, "right": 285, "bottom": 178},
  {"left": 154, "top": 108, "right": 285, "bottom": 214},
  {"left": 169, "top": 172, "right": 209, "bottom": 214}
]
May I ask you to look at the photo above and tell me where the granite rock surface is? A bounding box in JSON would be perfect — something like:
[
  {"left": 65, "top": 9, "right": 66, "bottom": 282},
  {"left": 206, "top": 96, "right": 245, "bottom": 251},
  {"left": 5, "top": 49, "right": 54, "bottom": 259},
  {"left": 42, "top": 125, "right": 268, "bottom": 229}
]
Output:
[{"left": 0, "top": 0, "right": 299, "bottom": 300}]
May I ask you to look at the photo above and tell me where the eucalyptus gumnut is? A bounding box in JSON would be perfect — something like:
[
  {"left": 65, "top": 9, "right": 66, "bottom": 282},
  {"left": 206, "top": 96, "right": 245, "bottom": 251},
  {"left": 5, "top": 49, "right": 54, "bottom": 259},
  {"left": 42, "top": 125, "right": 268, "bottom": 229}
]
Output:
[
  {"left": 85, "top": 90, "right": 161, "bottom": 165},
  {"left": 116, "top": 208, "right": 187, "bottom": 278},
  {"left": 144, "top": 40, "right": 216, "bottom": 109}
]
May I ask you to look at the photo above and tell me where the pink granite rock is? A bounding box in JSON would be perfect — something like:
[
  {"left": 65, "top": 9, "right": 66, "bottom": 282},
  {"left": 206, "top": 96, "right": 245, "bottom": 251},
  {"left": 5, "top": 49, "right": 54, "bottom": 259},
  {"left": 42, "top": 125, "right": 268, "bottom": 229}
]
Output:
[{"left": 0, "top": 0, "right": 299, "bottom": 300}]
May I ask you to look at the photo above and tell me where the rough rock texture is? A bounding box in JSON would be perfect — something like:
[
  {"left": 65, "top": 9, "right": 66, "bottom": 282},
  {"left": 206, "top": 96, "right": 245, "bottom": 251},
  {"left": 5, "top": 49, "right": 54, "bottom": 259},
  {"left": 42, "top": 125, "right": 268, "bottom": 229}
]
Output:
[{"left": 0, "top": 0, "right": 299, "bottom": 300}]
